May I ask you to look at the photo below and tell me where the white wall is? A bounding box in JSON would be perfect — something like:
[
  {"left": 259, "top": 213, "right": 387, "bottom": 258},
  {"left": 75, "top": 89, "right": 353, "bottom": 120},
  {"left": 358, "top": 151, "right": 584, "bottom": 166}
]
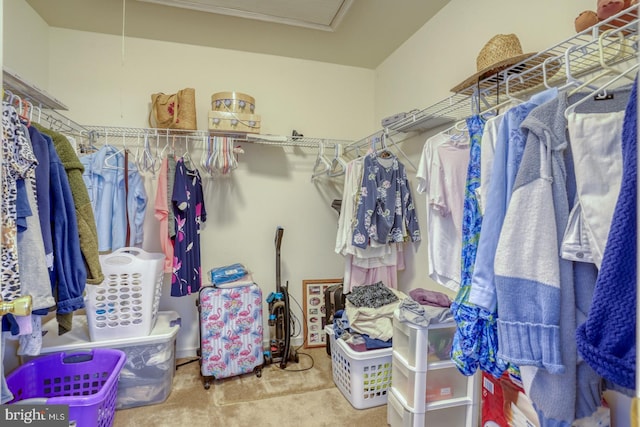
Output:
[
  {"left": 46, "top": 28, "right": 376, "bottom": 137},
  {"left": 3, "top": 0, "right": 49, "bottom": 88}
]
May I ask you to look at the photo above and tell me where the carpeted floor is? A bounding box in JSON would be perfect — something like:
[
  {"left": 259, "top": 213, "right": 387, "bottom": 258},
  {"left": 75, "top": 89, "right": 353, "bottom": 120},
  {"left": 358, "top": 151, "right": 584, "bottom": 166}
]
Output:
[{"left": 113, "top": 347, "right": 388, "bottom": 426}]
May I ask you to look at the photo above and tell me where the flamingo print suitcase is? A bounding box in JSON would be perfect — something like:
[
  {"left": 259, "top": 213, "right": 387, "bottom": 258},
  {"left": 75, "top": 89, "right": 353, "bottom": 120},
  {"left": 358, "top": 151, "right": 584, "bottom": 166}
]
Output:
[{"left": 196, "top": 284, "right": 264, "bottom": 389}]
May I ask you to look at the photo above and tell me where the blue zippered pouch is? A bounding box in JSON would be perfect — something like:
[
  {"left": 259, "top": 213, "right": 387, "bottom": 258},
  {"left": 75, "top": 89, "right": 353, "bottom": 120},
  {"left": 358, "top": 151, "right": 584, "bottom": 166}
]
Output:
[{"left": 209, "top": 263, "right": 247, "bottom": 285}]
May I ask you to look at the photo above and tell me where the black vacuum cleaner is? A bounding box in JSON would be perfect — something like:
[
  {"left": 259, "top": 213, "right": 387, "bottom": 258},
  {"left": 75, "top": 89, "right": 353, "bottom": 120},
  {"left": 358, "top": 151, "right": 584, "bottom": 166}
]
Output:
[{"left": 265, "top": 226, "right": 298, "bottom": 368}]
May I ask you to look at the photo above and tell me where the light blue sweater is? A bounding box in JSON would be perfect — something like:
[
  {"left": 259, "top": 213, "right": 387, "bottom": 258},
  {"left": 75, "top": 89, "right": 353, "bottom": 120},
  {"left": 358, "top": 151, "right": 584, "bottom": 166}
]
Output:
[
  {"left": 469, "top": 88, "right": 558, "bottom": 312},
  {"left": 492, "top": 87, "right": 634, "bottom": 426}
]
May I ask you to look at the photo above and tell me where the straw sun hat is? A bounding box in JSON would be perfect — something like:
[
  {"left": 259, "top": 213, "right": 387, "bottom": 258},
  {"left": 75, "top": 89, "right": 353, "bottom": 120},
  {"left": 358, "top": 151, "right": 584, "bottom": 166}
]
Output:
[{"left": 450, "top": 34, "right": 537, "bottom": 93}]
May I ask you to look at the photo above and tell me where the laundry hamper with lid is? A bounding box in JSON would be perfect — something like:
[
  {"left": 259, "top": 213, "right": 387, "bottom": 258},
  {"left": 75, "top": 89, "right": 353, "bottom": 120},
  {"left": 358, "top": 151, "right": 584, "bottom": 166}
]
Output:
[
  {"left": 85, "top": 247, "right": 165, "bottom": 341},
  {"left": 6, "top": 348, "right": 126, "bottom": 427}
]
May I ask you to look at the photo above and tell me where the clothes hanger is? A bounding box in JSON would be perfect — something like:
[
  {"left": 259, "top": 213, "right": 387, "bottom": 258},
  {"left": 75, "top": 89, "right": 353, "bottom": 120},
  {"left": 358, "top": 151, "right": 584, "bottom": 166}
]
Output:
[
  {"left": 139, "top": 133, "right": 160, "bottom": 175},
  {"left": 200, "top": 135, "right": 212, "bottom": 175},
  {"left": 133, "top": 135, "right": 144, "bottom": 171},
  {"left": 3, "top": 88, "right": 13, "bottom": 104},
  {"left": 328, "top": 143, "right": 348, "bottom": 177},
  {"left": 224, "top": 136, "right": 238, "bottom": 175},
  {"left": 502, "top": 72, "right": 528, "bottom": 104},
  {"left": 311, "top": 140, "right": 331, "bottom": 181},
  {"left": 81, "top": 130, "right": 100, "bottom": 154},
  {"left": 361, "top": 131, "right": 398, "bottom": 166},
  {"left": 181, "top": 136, "right": 197, "bottom": 174},
  {"left": 433, "top": 118, "right": 472, "bottom": 161},
  {"left": 103, "top": 131, "right": 125, "bottom": 170},
  {"left": 220, "top": 136, "right": 232, "bottom": 175},
  {"left": 440, "top": 119, "right": 470, "bottom": 140},
  {"left": 542, "top": 55, "right": 563, "bottom": 89},
  {"left": 454, "top": 119, "right": 468, "bottom": 132},
  {"left": 564, "top": 29, "right": 631, "bottom": 96},
  {"left": 383, "top": 132, "right": 418, "bottom": 172},
  {"left": 151, "top": 133, "right": 164, "bottom": 176},
  {"left": 167, "top": 133, "right": 175, "bottom": 159},
  {"left": 209, "top": 136, "right": 221, "bottom": 176},
  {"left": 214, "top": 136, "right": 228, "bottom": 175},
  {"left": 563, "top": 29, "right": 637, "bottom": 116},
  {"left": 157, "top": 134, "right": 169, "bottom": 162},
  {"left": 213, "top": 138, "right": 222, "bottom": 176},
  {"left": 564, "top": 61, "right": 639, "bottom": 119},
  {"left": 19, "top": 98, "right": 32, "bottom": 126},
  {"left": 377, "top": 129, "right": 394, "bottom": 159},
  {"left": 6, "top": 92, "right": 27, "bottom": 123},
  {"left": 480, "top": 74, "right": 526, "bottom": 117}
]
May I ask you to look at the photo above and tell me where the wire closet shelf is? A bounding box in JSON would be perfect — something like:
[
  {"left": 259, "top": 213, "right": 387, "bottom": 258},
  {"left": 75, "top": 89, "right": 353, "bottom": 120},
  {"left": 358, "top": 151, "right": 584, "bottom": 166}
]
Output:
[
  {"left": 346, "top": 4, "right": 639, "bottom": 153},
  {"left": 79, "top": 126, "right": 351, "bottom": 150},
  {"left": 2, "top": 69, "right": 88, "bottom": 136}
]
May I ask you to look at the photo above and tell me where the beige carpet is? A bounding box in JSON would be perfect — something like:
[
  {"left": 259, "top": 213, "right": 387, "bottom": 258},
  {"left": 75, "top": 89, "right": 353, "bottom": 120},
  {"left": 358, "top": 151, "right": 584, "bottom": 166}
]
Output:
[{"left": 113, "top": 347, "right": 388, "bottom": 427}]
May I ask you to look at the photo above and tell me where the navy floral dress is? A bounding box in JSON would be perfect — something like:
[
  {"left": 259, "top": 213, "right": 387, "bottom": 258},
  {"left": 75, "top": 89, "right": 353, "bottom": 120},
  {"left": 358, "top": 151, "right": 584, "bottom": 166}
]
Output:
[{"left": 171, "top": 158, "right": 206, "bottom": 297}]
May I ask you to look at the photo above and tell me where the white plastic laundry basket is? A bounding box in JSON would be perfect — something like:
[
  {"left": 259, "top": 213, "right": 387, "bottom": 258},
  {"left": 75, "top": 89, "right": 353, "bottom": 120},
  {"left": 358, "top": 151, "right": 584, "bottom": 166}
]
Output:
[
  {"left": 85, "top": 248, "right": 165, "bottom": 341},
  {"left": 325, "top": 325, "right": 393, "bottom": 409}
]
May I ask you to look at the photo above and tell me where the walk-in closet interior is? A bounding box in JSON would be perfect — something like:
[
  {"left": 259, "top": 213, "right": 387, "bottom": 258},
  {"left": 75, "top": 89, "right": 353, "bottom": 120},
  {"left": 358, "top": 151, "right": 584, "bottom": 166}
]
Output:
[{"left": 1, "top": 0, "right": 639, "bottom": 426}]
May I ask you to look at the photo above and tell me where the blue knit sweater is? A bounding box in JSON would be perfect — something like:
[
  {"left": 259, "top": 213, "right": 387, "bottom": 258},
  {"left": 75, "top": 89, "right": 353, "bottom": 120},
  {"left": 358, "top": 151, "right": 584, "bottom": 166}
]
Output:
[{"left": 576, "top": 77, "right": 637, "bottom": 390}]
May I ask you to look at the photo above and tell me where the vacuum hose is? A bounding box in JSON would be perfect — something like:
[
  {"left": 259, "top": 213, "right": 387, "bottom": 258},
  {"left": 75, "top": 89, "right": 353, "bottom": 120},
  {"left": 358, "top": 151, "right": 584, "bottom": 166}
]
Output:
[{"left": 280, "top": 281, "right": 292, "bottom": 369}]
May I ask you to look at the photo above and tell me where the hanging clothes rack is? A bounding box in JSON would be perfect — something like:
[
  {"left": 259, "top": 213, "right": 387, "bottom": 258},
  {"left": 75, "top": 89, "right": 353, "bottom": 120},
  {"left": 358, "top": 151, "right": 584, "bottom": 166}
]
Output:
[
  {"left": 345, "top": 4, "right": 638, "bottom": 155},
  {"left": 81, "top": 125, "right": 353, "bottom": 177},
  {"left": 81, "top": 125, "right": 350, "bottom": 149}
]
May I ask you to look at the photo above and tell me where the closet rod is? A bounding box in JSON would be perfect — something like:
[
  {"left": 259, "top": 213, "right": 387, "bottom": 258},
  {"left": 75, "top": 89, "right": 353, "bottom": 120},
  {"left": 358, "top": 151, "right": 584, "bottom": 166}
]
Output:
[
  {"left": 34, "top": 107, "right": 88, "bottom": 135},
  {"left": 82, "top": 125, "right": 350, "bottom": 150},
  {"left": 344, "top": 126, "right": 413, "bottom": 156},
  {"left": 2, "top": 89, "right": 88, "bottom": 136}
]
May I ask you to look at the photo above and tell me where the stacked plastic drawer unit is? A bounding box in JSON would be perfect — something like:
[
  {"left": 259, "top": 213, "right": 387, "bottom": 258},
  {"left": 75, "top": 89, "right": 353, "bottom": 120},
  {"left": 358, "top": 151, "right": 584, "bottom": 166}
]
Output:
[{"left": 387, "top": 309, "right": 479, "bottom": 427}]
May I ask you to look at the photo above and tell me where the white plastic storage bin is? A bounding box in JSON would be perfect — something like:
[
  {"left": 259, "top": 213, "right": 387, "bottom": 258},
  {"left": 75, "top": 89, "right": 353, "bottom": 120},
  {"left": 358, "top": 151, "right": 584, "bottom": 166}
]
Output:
[
  {"left": 392, "top": 310, "right": 455, "bottom": 371},
  {"left": 391, "top": 352, "right": 473, "bottom": 412},
  {"left": 391, "top": 353, "right": 427, "bottom": 412},
  {"left": 387, "top": 387, "right": 474, "bottom": 427},
  {"left": 31, "top": 311, "right": 181, "bottom": 410},
  {"left": 85, "top": 247, "right": 165, "bottom": 341},
  {"left": 325, "top": 325, "right": 393, "bottom": 409}
]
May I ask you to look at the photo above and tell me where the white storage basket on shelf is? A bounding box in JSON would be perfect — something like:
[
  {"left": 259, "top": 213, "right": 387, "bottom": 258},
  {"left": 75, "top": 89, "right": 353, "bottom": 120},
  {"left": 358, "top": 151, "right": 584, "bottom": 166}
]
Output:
[{"left": 85, "top": 247, "right": 165, "bottom": 341}]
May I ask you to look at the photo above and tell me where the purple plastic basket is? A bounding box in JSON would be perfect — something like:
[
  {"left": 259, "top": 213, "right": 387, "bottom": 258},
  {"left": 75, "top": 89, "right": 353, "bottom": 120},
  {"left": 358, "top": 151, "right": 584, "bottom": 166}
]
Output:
[{"left": 6, "top": 348, "right": 126, "bottom": 427}]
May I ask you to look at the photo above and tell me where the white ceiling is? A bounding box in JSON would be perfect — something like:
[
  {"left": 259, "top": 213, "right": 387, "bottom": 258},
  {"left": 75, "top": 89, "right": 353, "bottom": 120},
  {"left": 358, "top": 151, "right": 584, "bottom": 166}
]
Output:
[{"left": 25, "top": 0, "right": 451, "bottom": 69}]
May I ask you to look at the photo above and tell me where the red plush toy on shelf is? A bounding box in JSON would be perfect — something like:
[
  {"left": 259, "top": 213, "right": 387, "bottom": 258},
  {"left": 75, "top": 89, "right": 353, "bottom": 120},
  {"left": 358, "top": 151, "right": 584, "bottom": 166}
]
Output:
[{"left": 575, "top": 0, "right": 637, "bottom": 32}]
